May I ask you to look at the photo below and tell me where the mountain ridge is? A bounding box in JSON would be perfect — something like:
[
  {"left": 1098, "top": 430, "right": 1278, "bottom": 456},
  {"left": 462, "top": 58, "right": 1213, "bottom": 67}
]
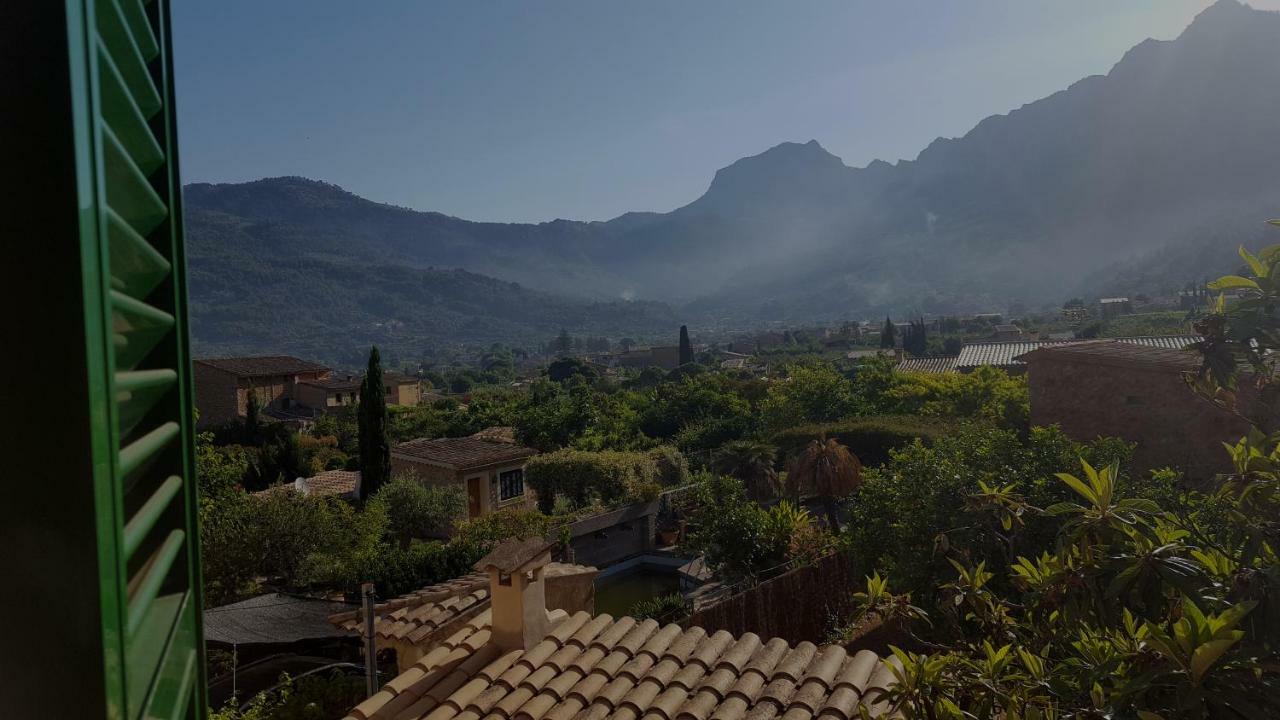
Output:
[{"left": 187, "top": 0, "right": 1280, "bottom": 353}]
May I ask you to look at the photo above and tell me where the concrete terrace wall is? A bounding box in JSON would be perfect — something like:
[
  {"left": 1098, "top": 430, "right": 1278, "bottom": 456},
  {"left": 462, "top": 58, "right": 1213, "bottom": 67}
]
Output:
[{"left": 564, "top": 499, "right": 660, "bottom": 568}]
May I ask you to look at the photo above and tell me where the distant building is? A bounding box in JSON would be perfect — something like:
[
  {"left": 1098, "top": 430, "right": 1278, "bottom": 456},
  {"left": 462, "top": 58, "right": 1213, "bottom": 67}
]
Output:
[
  {"left": 1098, "top": 297, "right": 1133, "bottom": 318},
  {"left": 1018, "top": 340, "right": 1248, "bottom": 478},
  {"left": 608, "top": 345, "right": 681, "bottom": 370},
  {"left": 194, "top": 355, "right": 330, "bottom": 426},
  {"left": 939, "top": 335, "right": 1201, "bottom": 375},
  {"left": 391, "top": 434, "right": 539, "bottom": 519},
  {"left": 1062, "top": 306, "right": 1090, "bottom": 325},
  {"left": 991, "top": 324, "right": 1024, "bottom": 341},
  {"left": 896, "top": 355, "right": 959, "bottom": 374},
  {"left": 293, "top": 371, "right": 422, "bottom": 410}
]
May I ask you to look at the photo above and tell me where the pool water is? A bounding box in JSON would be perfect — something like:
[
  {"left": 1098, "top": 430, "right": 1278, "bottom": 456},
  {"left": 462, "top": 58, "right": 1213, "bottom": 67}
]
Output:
[{"left": 594, "top": 567, "right": 682, "bottom": 617}]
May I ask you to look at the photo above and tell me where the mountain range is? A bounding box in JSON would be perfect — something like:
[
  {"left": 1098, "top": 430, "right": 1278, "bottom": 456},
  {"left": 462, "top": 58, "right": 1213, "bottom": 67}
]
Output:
[{"left": 185, "top": 0, "right": 1280, "bottom": 361}]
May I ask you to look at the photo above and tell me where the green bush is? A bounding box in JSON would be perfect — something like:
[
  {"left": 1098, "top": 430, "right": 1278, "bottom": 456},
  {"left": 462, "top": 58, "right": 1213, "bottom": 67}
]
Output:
[
  {"left": 771, "top": 415, "right": 953, "bottom": 467},
  {"left": 648, "top": 445, "right": 690, "bottom": 487},
  {"left": 368, "top": 476, "right": 467, "bottom": 547},
  {"left": 629, "top": 592, "right": 691, "bottom": 621},
  {"left": 525, "top": 448, "right": 664, "bottom": 513}
]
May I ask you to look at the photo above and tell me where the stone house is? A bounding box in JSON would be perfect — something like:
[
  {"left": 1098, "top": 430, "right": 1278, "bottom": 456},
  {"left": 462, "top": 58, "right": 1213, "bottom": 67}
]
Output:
[
  {"left": 194, "top": 355, "right": 330, "bottom": 426},
  {"left": 1018, "top": 340, "right": 1249, "bottom": 478},
  {"left": 293, "top": 371, "right": 422, "bottom": 410},
  {"left": 391, "top": 434, "right": 539, "bottom": 518}
]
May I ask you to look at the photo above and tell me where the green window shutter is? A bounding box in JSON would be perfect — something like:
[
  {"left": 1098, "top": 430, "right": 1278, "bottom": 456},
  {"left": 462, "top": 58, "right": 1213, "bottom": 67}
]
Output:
[
  {"left": 93, "top": 2, "right": 205, "bottom": 717},
  {"left": 3, "top": 1, "right": 204, "bottom": 718}
]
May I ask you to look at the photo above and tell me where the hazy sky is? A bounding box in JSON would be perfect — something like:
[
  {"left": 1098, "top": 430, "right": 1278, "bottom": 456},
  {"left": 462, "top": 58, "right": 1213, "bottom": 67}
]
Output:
[{"left": 173, "top": 0, "right": 1280, "bottom": 223}]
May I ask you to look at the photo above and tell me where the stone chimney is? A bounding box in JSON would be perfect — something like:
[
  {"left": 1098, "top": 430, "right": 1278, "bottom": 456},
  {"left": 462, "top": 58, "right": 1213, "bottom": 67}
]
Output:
[{"left": 474, "top": 537, "right": 554, "bottom": 650}]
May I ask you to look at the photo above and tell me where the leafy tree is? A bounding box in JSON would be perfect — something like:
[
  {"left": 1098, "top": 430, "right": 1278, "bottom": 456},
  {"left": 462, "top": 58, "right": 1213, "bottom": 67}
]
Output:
[
  {"left": 683, "top": 474, "right": 833, "bottom": 583},
  {"left": 369, "top": 476, "right": 467, "bottom": 548},
  {"left": 713, "top": 440, "right": 780, "bottom": 502},
  {"left": 514, "top": 379, "right": 596, "bottom": 451},
  {"left": 903, "top": 317, "right": 927, "bottom": 356},
  {"left": 880, "top": 316, "right": 897, "bottom": 349},
  {"left": 553, "top": 328, "right": 573, "bottom": 355},
  {"left": 679, "top": 324, "right": 694, "bottom": 365},
  {"left": 358, "top": 346, "right": 391, "bottom": 499},
  {"left": 787, "top": 437, "right": 863, "bottom": 529},
  {"left": 761, "top": 363, "right": 859, "bottom": 431},
  {"left": 547, "top": 356, "right": 599, "bottom": 384}
]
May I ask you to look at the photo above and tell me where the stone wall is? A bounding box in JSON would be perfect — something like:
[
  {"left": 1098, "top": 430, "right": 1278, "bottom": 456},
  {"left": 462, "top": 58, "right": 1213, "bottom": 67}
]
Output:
[
  {"left": 193, "top": 363, "right": 240, "bottom": 427},
  {"left": 1026, "top": 356, "right": 1249, "bottom": 478}
]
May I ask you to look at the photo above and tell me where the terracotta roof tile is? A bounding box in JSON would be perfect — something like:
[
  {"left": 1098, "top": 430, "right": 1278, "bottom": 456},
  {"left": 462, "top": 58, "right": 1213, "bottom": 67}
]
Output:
[
  {"left": 393, "top": 436, "right": 537, "bottom": 471},
  {"left": 195, "top": 355, "right": 329, "bottom": 378},
  {"left": 328, "top": 564, "right": 592, "bottom": 646},
  {"left": 344, "top": 606, "right": 896, "bottom": 720}
]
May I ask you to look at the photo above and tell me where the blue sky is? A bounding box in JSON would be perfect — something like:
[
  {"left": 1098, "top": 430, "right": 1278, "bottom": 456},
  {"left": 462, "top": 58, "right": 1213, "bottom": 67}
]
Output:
[{"left": 173, "top": 0, "right": 1279, "bottom": 223}]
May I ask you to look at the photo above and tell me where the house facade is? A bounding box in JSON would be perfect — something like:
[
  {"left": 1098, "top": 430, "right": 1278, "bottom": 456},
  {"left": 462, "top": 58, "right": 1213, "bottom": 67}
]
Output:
[
  {"left": 391, "top": 433, "right": 539, "bottom": 518},
  {"left": 1019, "top": 340, "right": 1249, "bottom": 478},
  {"left": 194, "top": 355, "right": 331, "bottom": 426},
  {"left": 293, "top": 371, "right": 422, "bottom": 410}
]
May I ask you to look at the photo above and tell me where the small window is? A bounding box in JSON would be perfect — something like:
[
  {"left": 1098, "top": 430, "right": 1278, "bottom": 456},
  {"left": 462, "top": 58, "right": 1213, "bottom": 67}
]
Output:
[{"left": 499, "top": 468, "right": 524, "bottom": 501}]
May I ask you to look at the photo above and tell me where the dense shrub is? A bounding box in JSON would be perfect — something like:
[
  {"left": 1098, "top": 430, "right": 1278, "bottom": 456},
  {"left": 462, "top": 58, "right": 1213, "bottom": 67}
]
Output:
[
  {"left": 648, "top": 445, "right": 691, "bottom": 487},
  {"left": 683, "top": 474, "right": 834, "bottom": 583},
  {"left": 368, "top": 477, "right": 467, "bottom": 547},
  {"left": 629, "top": 592, "right": 691, "bottom": 621},
  {"left": 842, "top": 424, "right": 1136, "bottom": 600},
  {"left": 771, "top": 415, "right": 953, "bottom": 467},
  {"left": 525, "top": 448, "right": 666, "bottom": 513}
]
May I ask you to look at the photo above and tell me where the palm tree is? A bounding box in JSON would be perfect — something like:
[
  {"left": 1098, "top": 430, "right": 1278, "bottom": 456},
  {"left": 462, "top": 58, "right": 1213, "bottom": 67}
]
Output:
[
  {"left": 712, "top": 441, "right": 780, "bottom": 503},
  {"left": 787, "top": 437, "right": 863, "bottom": 530}
]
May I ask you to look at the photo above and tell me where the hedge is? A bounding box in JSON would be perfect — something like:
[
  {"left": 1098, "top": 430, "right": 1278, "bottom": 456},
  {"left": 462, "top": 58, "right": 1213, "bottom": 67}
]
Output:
[
  {"left": 770, "top": 415, "right": 954, "bottom": 468},
  {"left": 526, "top": 447, "right": 685, "bottom": 513}
]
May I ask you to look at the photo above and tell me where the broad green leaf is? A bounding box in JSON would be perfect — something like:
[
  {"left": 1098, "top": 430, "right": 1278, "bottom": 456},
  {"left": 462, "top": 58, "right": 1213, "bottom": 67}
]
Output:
[
  {"left": 1055, "top": 472, "right": 1098, "bottom": 504},
  {"left": 1207, "top": 275, "right": 1260, "bottom": 291},
  {"left": 1190, "top": 635, "right": 1242, "bottom": 683},
  {"left": 1239, "top": 246, "right": 1267, "bottom": 277}
]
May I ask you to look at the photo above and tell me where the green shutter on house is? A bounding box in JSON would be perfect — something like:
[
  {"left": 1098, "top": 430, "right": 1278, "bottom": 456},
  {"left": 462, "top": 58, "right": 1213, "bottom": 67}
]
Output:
[{"left": 4, "top": 0, "right": 204, "bottom": 718}]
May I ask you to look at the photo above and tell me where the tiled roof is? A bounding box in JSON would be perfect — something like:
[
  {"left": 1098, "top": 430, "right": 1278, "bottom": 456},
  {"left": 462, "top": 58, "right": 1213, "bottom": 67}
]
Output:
[
  {"left": 205, "top": 593, "right": 355, "bottom": 645},
  {"left": 1016, "top": 340, "right": 1201, "bottom": 370},
  {"left": 343, "top": 609, "right": 899, "bottom": 720},
  {"left": 300, "top": 376, "right": 363, "bottom": 391},
  {"left": 301, "top": 372, "right": 418, "bottom": 391},
  {"left": 306, "top": 470, "right": 361, "bottom": 497},
  {"left": 253, "top": 470, "right": 361, "bottom": 499},
  {"left": 955, "top": 335, "right": 1200, "bottom": 371},
  {"left": 895, "top": 356, "right": 958, "bottom": 374},
  {"left": 328, "top": 563, "right": 596, "bottom": 644},
  {"left": 195, "top": 355, "right": 329, "bottom": 377},
  {"left": 470, "top": 426, "right": 517, "bottom": 444},
  {"left": 393, "top": 436, "right": 537, "bottom": 471}
]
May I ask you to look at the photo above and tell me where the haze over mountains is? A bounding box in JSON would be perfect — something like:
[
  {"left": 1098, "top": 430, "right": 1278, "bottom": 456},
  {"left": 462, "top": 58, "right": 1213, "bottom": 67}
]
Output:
[{"left": 186, "top": 0, "right": 1280, "bottom": 359}]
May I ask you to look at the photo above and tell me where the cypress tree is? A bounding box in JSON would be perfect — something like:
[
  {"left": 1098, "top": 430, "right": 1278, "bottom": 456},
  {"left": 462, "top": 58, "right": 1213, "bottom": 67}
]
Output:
[
  {"left": 879, "top": 317, "right": 897, "bottom": 349},
  {"left": 679, "top": 325, "right": 694, "bottom": 365},
  {"left": 243, "top": 386, "right": 261, "bottom": 445},
  {"left": 358, "top": 345, "right": 391, "bottom": 499}
]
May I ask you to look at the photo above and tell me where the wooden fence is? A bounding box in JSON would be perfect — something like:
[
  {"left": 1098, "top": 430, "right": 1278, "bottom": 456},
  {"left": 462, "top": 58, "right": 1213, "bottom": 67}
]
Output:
[{"left": 677, "top": 551, "right": 860, "bottom": 645}]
